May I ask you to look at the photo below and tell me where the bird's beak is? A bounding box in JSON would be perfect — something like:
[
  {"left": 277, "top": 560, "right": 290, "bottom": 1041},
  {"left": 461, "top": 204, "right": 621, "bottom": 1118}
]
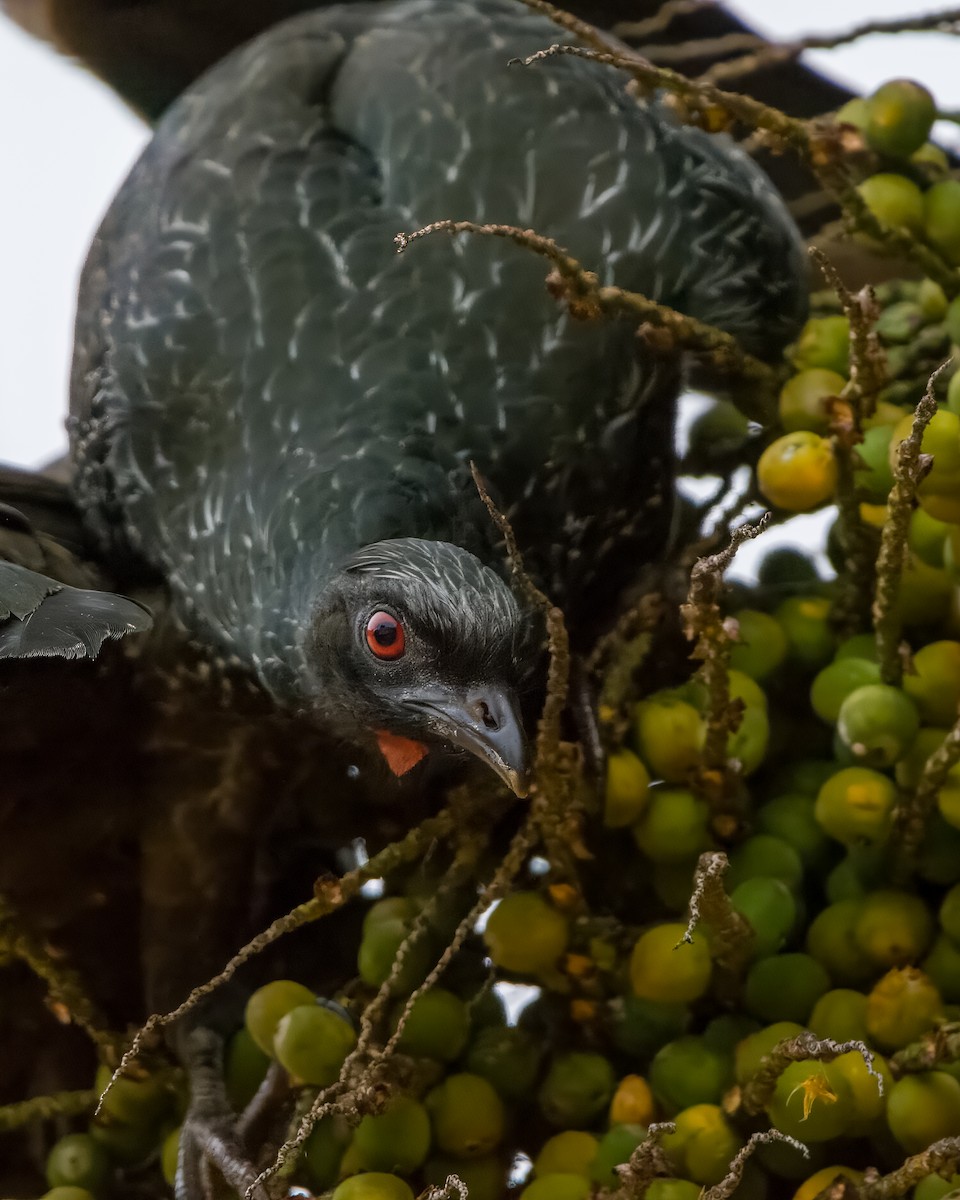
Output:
[{"left": 407, "top": 686, "right": 530, "bottom": 797}]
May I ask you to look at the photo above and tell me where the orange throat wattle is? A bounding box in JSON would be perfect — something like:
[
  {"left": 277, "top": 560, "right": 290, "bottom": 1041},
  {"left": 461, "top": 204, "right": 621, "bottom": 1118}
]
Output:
[{"left": 375, "top": 729, "right": 429, "bottom": 776}]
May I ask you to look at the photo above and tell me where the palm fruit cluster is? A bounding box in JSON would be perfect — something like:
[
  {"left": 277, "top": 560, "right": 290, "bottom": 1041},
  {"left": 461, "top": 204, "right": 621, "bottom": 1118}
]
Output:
[{"left": 31, "top": 76, "right": 960, "bottom": 1200}]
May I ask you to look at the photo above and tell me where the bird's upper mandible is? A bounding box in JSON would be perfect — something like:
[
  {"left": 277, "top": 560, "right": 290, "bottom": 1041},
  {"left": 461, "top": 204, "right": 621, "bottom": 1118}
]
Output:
[{"left": 66, "top": 0, "right": 807, "bottom": 786}]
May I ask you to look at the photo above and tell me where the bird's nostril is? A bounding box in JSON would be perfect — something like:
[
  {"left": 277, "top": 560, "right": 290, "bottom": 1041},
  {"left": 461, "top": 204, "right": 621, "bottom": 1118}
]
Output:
[{"left": 475, "top": 699, "right": 499, "bottom": 731}]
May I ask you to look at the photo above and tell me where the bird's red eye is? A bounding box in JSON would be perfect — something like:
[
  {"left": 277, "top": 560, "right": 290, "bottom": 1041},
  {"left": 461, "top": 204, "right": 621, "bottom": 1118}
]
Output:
[{"left": 365, "top": 611, "right": 405, "bottom": 660}]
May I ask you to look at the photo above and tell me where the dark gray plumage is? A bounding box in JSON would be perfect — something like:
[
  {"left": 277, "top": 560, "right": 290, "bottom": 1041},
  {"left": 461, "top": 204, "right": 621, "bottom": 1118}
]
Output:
[{"left": 61, "top": 0, "right": 807, "bottom": 788}]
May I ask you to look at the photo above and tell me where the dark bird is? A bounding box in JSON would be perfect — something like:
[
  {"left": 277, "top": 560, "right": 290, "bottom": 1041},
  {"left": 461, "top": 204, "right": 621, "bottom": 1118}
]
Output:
[{"left": 50, "top": 0, "right": 808, "bottom": 794}]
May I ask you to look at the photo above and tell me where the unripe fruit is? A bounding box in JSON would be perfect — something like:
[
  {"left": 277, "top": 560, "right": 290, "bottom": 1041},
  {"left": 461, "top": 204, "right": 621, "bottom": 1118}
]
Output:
[
  {"left": 757, "top": 432, "right": 837, "bottom": 512},
  {"left": 926, "top": 180, "right": 960, "bottom": 265},
  {"left": 629, "top": 923, "right": 712, "bottom": 1003},
  {"left": 814, "top": 767, "right": 897, "bottom": 845},
  {"left": 778, "top": 369, "right": 845, "bottom": 434},
  {"left": 604, "top": 748, "right": 651, "bottom": 828},
  {"left": 426, "top": 1073, "right": 505, "bottom": 1158},
  {"left": 789, "top": 318, "right": 850, "bottom": 375},
  {"left": 483, "top": 892, "right": 568, "bottom": 974},
  {"left": 865, "top": 79, "right": 936, "bottom": 158},
  {"left": 332, "top": 1174, "right": 415, "bottom": 1200},
  {"left": 858, "top": 173, "right": 924, "bottom": 232},
  {"left": 244, "top": 979, "right": 315, "bottom": 1055},
  {"left": 273, "top": 1004, "right": 356, "bottom": 1085},
  {"left": 835, "top": 683, "right": 919, "bottom": 766},
  {"left": 887, "top": 1072, "right": 960, "bottom": 1153},
  {"left": 539, "top": 1052, "right": 616, "bottom": 1128}
]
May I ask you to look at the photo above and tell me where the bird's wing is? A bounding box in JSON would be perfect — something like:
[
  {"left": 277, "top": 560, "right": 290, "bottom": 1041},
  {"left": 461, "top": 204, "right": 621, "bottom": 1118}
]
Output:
[
  {"left": 0, "top": 469, "right": 153, "bottom": 660},
  {"left": 0, "top": 561, "right": 152, "bottom": 660}
]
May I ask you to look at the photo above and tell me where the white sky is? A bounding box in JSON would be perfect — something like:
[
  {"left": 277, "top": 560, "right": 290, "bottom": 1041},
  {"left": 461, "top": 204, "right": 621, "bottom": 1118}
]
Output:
[{"left": 2, "top": 2, "right": 960, "bottom": 468}]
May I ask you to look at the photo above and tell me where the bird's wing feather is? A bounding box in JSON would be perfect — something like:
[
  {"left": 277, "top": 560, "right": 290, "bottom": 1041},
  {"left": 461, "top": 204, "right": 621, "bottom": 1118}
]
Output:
[{"left": 0, "top": 561, "right": 152, "bottom": 660}]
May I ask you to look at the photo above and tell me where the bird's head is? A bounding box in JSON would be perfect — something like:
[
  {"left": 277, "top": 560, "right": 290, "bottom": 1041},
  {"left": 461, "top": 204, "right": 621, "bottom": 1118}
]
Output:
[{"left": 305, "top": 538, "right": 533, "bottom": 795}]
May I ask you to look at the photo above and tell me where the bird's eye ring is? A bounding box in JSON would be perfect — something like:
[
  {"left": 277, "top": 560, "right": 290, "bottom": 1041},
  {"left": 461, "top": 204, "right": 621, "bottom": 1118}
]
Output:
[{"left": 365, "top": 611, "right": 405, "bottom": 660}]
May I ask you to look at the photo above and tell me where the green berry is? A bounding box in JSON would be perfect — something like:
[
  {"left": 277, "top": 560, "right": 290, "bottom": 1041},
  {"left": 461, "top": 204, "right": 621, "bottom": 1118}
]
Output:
[
  {"left": 161, "top": 1127, "right": 179, "bottom": 1187},
  {"left": 426, "top": 1073, "right": 505, "bottom": 1158},
  {"left": 904, "top": 641, "right": 960, "bottom": 725},
  {"left": 909, "top": 507, "right": 950, "bottom": 567},
  {"left": 744, "top": 953, "right": 830, "bottom": 1024},
  {"left": 423, "top": 1156, "right": 505, "bottom": 1200},
  {"left": 610, "top": 995, "right": 690, "bottom": 1059},
  {"left": 629, "top": 923, "right": 712, "bottom": 1003},
  {"left": 633, "top": 695, "right": 705, "bottom": 782},
  {"left": 332, "top": 1173, "right": 415, "bottom": 1200},
  {"left": 926, "top": 181, "right": 960, "bottom": 265},
  {"left": 520, "top": 1175, "right": 590, "bottom": 1200},
  {"left": 726, "top": 835, "right": 803, "bottom": 892},
  {"left": 534, "top": 1130, "right": 599, "bottom": 1177},
  {"left": 632, "top": 788, "right": 710, "bottom": 864},
  {"left": 766, "top": 1061, "right": 848, "bottom": 1142},
  {"left": 855, "top": 889, "right": 934, "bottom": 968},
  {"left": 590, "top": 1124, "right": 648, "bottom": 1188},
  {"left": 814, "top": 766, "right": 897, "bottom": 845},
  {"left": 273, "top": 1003, "right": 356, "bottom": 1085},
  {"left": 864, "top": 80, "right": 935, "bottom": 156},
  {"left": 45, "top": 1134, "right": 112, "bottom": 1195},
  {"left": 854, "top": 423, "right": 896, "bottom": 499},
  {"left": 730, "top": 877, "right": 797, "bottom": 960},
  {"left": 866, "top": 967, "right": 942, "bottom": 1049},
  {"left": 729, "top": 609, "right": 788, "bottom": 680},
  {"left": 778, "top": 368, "right": 845, "bottom": 434},
  {"left": 649, "top": 1036, "right": 731, "bottom": 1113},
  {"left": 756, "top": 793, "right": 830, "bottom": 870},
  {"left": 924, "top": 933, "right": 960, "bottom": 1002},
  {"left": 604, "top": 748, "right": 651, "bottom": 828},
  {"left": 483, "top": 892, "right": 568, "bottom": 974},
  {"left": 858, "top": 173, "right": 924, "bottom": 232},
  {"left": 808, "top": 989, "right": 870, "bottom": 1042},
  {"left": 302, "top": 1116, "right": 350, "bottom": 1190},
  {"left": 390, "top": 987, "right": 469, "bottom": 1062},
  {"left": 662, "top": 1104, "right": 742, "bottom": 1186},
  {"left": 465, "top": 1025, "right": 541, "bottom": 1101},
  {"left": 538, "top": 1052, "right": 616, "bottom": 1128},
  {"left": 354, "top": 1095, "right": 431, "bottom": 1174},
  {"left": 244, "top": 979, "right": 315, "bottom": 1056},
  {"left": 806, "top": 899, "right": 875, "bottom": 986},
  {"left": 835, "top": 683, "right": 919, "bottom": 766},
  {"left": 775, "top": 595, "right": 834, "bottom": 667},
  {"left": 734, "top": 1022, "right": 806, "bottom": 1086},
  {"left": 225, "top": 1027, "right": 271, "bottom": 1111},
  {"left": 789, "top": 317, "right": 850, "bottom": 375},
  {"left": 887, "top": 1072, "right": 960, "bottom": 1153}
]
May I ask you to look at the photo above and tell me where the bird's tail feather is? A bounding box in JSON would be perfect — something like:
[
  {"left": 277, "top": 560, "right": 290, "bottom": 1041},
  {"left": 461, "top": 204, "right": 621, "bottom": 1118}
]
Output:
[{"left": 0, "top": 561, "right": 152, "bottom": 660}]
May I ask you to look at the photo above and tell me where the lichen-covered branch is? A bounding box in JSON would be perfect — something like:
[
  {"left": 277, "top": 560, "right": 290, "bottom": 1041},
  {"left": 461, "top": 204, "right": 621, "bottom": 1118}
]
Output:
[
  {"left": 857, "top": 1138, "right": 960, "bottom": 1200},
  {"left": 397, "top": 221, "right": 778, "bottom": 415},
  {"left": 701, "top": 1131, "right": 809, "bottom": 1200},
  {"left": 0, "top": 1088, "right": 98, "bottom": 1132},
  {"left": 0, "top": 898, "right": 120, "bottom": 1057},
  {"left": 99, "top": 808, "right": 459, "bottom": 1113},
  {"left": 740, "top": 1032, "right": 881, "bottom": 1115},
  {"left": 679, "top": 851, "right": 754, "bottom": 974},
  {"left": 872, "top": 370, "right": 945, "bottom": 685},
  {"left": 894, "top": 717, "right": 960, "bottom": 863},
  {"left": 612, "top": 1121, "right": 677, "bottom": 1199},
  {"left": 681, "top": 515, "right": 769, "bottom": 819},
  {"left": 890, "top": 1022, "right": 960, "bottom": 1077}
]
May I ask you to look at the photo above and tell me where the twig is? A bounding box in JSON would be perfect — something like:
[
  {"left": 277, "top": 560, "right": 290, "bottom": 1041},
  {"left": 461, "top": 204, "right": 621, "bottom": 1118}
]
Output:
[
  {"left": 740, "top": 1032, "right": 881, "bottom": 1115},
  {"left": 890, "top": 1022, "right": 960, "bottom": 1077},
  {"left": 99, "top": 809, "right": 458, "bottom": 1114},
  {"left": 872, "top": 369, "right": 946, "bottom": 686},
  {"left": 0, "top": 898, "right": 120, "bottom": 1057},
  {"left": 896, "top": 717, "right": 960, "bottom": 866},
  {"left": 681, "top": 515, "right": 769, "bottom": 819},
  {"left": 507, "top": 33, "right": 960, "bottom": 290},
  {"left": 701, "top": 1131, "right": 809, "bottom": 1200},
  {"left": 699, "top": 9, "right": 960, "bottom": 85},
  {"left": 612, "top": 1121, "right": 677, "bottom": 1199},
  {"left": 611, "top": 0, "right": 717, "bottom": 41},
  {"left": 0, "top": 1088, "right": 98, "bottom": 1132},
  {"left": 857, "top": 1138, "right": 960, "bottom": 1200},
  {"left": 397, "top": 221, "right": 777, "bottom": 414},
  {"left": 679, "top": 851, "right": 754, "bottom": 974}
]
